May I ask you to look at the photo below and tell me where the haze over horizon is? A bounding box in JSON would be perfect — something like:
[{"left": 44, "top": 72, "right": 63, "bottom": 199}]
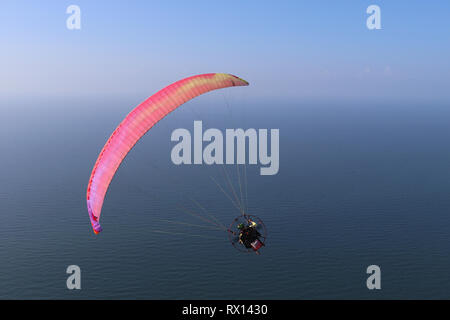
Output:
[{"left": 1, "top": 1, "right": 449, "bottom": 102}]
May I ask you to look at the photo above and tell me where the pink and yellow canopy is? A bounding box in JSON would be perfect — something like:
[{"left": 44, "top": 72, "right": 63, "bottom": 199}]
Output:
[{"left": 86, "top": 73, "right": 249, "bottom": 234}]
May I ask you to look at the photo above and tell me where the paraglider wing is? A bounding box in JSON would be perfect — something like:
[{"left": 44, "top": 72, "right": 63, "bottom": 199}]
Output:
[{"left": 86, "top": 73, "right": 249, "bottom": 234}]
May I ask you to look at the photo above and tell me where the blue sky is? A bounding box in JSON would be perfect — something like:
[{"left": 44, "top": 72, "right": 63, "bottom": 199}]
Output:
[{"left": 1, "top": 0, "right": 449, "bottom": 101}]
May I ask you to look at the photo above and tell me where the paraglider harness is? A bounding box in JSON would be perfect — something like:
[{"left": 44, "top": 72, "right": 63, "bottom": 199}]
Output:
[{"left": 229, "top": 215, "right": 266, "bottom": 253}]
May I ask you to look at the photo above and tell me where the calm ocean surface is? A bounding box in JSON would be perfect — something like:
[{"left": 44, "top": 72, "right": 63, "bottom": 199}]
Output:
[{"left": 1, "top": 95, "right": 450, "bottom": 299}]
